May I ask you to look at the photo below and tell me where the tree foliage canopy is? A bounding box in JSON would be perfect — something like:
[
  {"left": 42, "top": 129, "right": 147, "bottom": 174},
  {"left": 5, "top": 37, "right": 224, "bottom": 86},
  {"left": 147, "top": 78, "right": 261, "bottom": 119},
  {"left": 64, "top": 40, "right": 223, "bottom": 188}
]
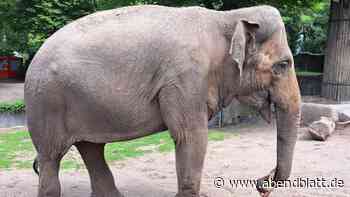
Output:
[{"left": 0, "top": 0, "right": 329, "bottom": 61}]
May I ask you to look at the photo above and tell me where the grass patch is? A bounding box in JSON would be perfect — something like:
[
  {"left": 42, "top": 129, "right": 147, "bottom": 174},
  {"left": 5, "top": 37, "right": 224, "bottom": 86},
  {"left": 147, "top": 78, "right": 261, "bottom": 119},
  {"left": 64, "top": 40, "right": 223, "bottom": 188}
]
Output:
[
  {"left": 295, "top": 68, "right": 322, "bottom": 77},
  {"left": 296, "top": 71, "right": 323, "bottom": 76},
  {"left": 0, "top": 129, "right": 232, "bottom": 170},
  {"left": 0, "top": 131, "right": 34, "bottom": 169},
  {"left": 0, "top": 99, "right": 25, "bottom": 113}
]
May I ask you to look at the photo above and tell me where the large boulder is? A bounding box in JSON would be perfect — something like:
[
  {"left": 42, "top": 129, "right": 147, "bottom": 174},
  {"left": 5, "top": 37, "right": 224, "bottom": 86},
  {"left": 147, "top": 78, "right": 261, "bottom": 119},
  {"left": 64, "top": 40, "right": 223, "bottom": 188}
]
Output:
[
  {"left": 301, "top": 103, "right": 338, "bottom": 126},
  {"left": 337, "top": 112, "right": 350, "bottom": 122},
  {"left": 308, "top": 116, "right": 335, "bottom": 141}
]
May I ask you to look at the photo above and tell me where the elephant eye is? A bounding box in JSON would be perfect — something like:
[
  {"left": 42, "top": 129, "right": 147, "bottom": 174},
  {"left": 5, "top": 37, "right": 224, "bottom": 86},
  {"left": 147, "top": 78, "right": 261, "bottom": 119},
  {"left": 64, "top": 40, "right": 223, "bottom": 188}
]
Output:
[{"left": 272, "top": 60, "right": 290, "bottom": 75}]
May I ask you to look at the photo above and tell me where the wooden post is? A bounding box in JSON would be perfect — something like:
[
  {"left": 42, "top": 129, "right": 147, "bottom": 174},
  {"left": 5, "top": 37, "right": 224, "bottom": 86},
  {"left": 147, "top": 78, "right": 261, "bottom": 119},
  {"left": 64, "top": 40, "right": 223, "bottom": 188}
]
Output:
[{"left": 322, "top": 0, "right": 350, "bottom": 102}]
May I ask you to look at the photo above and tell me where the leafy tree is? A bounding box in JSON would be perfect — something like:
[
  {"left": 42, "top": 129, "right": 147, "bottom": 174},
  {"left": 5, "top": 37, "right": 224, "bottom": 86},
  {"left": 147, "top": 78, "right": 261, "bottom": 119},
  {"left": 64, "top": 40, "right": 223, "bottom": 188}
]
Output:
[
  {"left": 9, "top": 0, "right": 96, "bottom": 55},
  {"left": 0, "top": 0, "right": 17, "bottom": 55},
  {"left": 280, "top": 1, "right": 329, "bottom": 54}
]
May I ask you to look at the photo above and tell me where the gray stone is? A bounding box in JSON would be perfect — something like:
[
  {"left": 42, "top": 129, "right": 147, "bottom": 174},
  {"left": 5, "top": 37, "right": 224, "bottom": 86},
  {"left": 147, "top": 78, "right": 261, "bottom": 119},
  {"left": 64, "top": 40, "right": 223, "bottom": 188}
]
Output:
[
  {"left": 338, "top": 112, "right": 350, "bottom": 122},
  {"left": 301, "top": 103, "right": 338, "bottom": 126},
  {"left": 308, "top": 117, "right": 335, "bottom": 141}
]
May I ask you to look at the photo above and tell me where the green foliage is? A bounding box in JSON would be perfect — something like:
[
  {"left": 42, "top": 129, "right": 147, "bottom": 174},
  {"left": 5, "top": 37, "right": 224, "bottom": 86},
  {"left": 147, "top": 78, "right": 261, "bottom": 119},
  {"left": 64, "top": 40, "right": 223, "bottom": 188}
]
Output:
[
  {"left": 1, "top": 0, "right": 96, "bottom": 61},
  {"left": 282, "top": 1, "right": 329, "bottom": 54},
  {"left": 0, "top": 129, "right": 229, "bottom": 170},
  {"left": 0, "top": 100, "right": 25, "bottom": 113},
  {"left": 0, "top": 1, "right": 97, "bottom": 72}
]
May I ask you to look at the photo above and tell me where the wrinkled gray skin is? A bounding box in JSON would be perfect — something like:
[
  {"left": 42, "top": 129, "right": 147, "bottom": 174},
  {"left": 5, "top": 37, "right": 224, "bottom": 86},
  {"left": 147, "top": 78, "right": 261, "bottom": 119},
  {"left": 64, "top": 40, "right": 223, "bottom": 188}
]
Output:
[{"left": 25, "top": 5, "right": 301, "bottom": 197}]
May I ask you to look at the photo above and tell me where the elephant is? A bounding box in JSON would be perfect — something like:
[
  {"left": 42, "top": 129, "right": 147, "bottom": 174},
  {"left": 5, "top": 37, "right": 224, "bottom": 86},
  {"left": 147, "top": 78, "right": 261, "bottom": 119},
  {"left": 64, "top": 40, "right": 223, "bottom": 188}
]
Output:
[{"left": 24, "top": 4, "right": 301, "bottom": 197}]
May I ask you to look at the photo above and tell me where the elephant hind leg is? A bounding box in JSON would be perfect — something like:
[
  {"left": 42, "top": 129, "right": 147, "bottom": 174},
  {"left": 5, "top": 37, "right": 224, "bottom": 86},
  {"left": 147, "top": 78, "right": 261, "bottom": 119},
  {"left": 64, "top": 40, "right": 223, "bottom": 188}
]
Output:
[
  {"left": 37, "top": 155, "right": 63, "bottom": 197},
  {"left": 75, "top": 142, "right": 124, "bottom": 197},
  {"left": 34, "top": 135, "right": 71, "bottom": 197},
  {"left": 28, "top": 115, "right": 72, "bottom": 197}
]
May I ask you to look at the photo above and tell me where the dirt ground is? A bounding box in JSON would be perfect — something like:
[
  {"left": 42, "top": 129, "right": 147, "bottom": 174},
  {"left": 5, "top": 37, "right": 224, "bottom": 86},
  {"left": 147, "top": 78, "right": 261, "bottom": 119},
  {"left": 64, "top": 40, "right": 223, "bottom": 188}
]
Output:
[{"left": 0, "top": 121, "right": 349, "bottom": 197}]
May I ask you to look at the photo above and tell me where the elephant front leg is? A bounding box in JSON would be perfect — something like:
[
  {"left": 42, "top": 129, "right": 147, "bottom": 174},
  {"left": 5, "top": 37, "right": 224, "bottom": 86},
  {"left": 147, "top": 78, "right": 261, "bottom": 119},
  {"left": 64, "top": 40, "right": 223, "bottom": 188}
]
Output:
[
  {"left": 173, "top": 128, "right": 208, "bottom": 197},
  {"left": 159, "top": 84, "right": 208, "bottom": 197}
]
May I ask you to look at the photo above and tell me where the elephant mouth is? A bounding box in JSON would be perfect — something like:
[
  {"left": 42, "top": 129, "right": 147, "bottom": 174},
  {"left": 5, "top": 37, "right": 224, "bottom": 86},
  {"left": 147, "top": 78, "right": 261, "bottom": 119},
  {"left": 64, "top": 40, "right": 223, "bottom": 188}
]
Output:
[
  {"left": 236, "top": 90, "right": 273, "bottom": 124},
  {"left": 258, "top": 91, "right": 272, "bottom": 124}
]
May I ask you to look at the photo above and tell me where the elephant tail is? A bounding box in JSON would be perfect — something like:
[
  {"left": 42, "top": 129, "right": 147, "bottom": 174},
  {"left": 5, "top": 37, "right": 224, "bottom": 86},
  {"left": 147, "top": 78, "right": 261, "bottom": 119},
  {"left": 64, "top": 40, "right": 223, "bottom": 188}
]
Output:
[{"left": 33, "top": 156, "right": 39, "bottom": 176}]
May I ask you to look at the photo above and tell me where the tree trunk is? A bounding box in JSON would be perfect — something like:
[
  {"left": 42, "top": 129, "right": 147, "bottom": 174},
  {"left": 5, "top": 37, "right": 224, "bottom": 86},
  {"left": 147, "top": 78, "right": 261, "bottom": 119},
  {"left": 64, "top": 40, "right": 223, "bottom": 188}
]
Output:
[{"left": 322, "top": 0, "right": 350, "bottom": 101}]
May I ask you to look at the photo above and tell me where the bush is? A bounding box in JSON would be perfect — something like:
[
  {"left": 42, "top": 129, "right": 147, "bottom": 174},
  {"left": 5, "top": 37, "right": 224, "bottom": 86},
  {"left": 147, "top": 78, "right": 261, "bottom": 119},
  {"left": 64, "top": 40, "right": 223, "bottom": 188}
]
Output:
[{"left": 0, "top": 100, "right": 25, "bottom": 113}]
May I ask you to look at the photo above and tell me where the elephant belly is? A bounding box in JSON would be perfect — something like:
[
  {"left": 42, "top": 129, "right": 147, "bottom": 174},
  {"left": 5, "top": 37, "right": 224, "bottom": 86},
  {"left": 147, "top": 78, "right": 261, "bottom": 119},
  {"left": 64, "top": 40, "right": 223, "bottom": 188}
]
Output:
[{"left": 65, "top": 92, "right": 167, "bottom": 143}]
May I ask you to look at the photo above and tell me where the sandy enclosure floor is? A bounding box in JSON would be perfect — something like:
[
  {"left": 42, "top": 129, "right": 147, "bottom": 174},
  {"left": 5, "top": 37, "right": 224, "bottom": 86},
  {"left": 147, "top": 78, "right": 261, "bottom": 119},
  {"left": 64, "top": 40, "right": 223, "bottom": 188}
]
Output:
[{"left": 0, "top": 121, "right": 349, "bottom": 197}]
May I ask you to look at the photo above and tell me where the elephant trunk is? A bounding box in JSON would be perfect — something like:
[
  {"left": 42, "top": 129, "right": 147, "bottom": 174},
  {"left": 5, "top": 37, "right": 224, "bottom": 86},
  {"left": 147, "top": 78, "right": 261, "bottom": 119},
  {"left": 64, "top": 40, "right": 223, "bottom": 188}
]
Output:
[
  {"left": 272, "top": 69, "right": 301, "bottom": 182},
  {"left": 274, "top": 104, "right": 300, "bottom": 180},
  {"left": 257, "top": 69, "right": 301, "bottom": 195},
  {"left": 272, "top": 69, "right": 301, "bottom": 179}
]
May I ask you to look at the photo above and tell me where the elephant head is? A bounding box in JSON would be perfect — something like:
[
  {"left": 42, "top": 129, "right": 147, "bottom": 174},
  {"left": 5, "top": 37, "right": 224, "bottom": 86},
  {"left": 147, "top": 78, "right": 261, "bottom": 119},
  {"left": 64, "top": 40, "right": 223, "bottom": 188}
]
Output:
[{"left": 221, "top": 6, "right": 301, "bottom": 196}]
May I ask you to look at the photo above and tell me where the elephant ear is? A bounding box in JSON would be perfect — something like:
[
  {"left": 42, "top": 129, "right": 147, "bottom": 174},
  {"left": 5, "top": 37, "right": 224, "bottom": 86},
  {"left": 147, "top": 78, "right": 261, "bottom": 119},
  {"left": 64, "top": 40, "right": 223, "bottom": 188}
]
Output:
[{"left": 229, "top": 20, "right": 260, "bottom": 80}]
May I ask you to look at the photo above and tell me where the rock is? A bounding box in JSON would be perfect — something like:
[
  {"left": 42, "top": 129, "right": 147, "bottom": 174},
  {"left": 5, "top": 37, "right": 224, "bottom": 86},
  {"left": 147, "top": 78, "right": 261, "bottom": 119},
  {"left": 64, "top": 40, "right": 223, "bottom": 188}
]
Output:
[
  {"left": 301, "top": 103, "right": 338, "bottom": 126},
  {"left": 336, "top": 120, "right": 350, "bottom": 130},
  {"left": 308, "top": 117, "right": 335, "bottom": 141},
  {"left": 338, "top": 112, "right": 350, "bottom": 122},
  {"left": 298, "top": 127, "right": 313, "bottom": 140}
]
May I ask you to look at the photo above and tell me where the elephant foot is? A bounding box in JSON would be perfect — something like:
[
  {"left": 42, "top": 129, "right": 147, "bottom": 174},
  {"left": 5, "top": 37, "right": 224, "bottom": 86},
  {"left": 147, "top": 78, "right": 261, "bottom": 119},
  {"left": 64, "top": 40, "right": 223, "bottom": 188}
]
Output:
[
  {"left": 175, "top": 192, "right": 200, "bottom": 197},
  {"left": 256, "top": 168, "right": 276, "bottom": 197},
  {"left": 91, "top": 191, "right": 124, "bottom": 197},
  {"left": 175, "top": 192, "right": 210, "bottom": 197},
  {"left": 175, "top": 195, "right": 199, "bottom": 197}
]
